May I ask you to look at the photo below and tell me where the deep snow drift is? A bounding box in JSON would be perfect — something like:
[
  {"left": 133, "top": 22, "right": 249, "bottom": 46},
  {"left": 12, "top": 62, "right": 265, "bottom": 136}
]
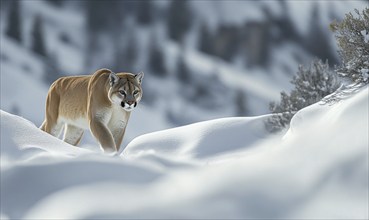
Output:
[{"left": 1, "top": 86, "right": 368, "bottom": 219}]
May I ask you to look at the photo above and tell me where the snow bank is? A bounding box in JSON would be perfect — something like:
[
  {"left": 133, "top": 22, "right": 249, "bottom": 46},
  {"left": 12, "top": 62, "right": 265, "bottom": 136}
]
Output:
[
  {"left": 1, "top": 86, "right": 368, "bottom": 219},
  {"left": 0, "top": 111, "right": 163, "bottom": 219},
  {"left": 124, "top": 115, "right": 272, "bottom": 161},
  {"left": 0, "top": 61, "right": 48, "bottom": 125},
  {"left": 0, "top": 37, "right": 172, "bottom": 147},
  {"left": 0, "top": 110, "right": 90, "bottom": 162}
]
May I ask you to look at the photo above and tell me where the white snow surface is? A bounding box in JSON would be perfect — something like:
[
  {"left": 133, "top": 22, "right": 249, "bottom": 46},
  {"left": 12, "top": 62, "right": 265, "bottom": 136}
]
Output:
[{"left": 1, "top": 86, "right": 368, "bottom": 219}]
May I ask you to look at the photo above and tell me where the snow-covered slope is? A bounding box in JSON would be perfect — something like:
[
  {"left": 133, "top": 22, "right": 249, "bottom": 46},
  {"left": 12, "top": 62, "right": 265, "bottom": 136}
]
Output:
[
  {"left": 124, "top": 115, "right": 272, "bottom": 161},
  {"left": 0, "top": 36, "right": 172, "bottom": 148},
  {"left": 1, "top": 86, "right": 368, "bottom": 219},
  {"left": 3, "top": 1, "right": 368, "bottom": 127}
]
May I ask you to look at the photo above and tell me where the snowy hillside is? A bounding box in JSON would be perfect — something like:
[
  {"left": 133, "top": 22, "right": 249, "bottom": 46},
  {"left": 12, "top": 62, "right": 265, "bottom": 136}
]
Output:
[
  {"left": 1, "top": 0, "right": 368, "bottom": 129},
  {"left": 1, "top": 86, "right": 368, "bottom": 219},
  {"left": 0, "top": 48, "right": 172, "bottom": 147}
]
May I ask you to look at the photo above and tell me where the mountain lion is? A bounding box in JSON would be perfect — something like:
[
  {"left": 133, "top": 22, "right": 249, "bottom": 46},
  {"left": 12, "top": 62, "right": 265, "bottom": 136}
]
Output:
[{"left": 40, "top": 68, "right": 144, "bottom": 153}]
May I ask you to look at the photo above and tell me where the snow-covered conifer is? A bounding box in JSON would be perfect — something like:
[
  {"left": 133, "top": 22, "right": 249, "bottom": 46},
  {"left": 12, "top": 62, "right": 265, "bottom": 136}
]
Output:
[
  {"left": 330, "top": 8, "right": 369, "bottom": 84},
  {"left": 267, "top": 59, "right": 339, "bottom": 132},
  {"left": 31, "top": 15, "right": 47, "bottom": 57},
  {"left": 43, "top": 52, "right": 62, "bottom": 84},
  {"left": 149, "top": 35, "right": 167, "bottom": 77},
  {"left": 199, "top": 23, "right": 214, "bottom": 55},
  {"left": 136, "top": 0, "right": 153, "bottom": 25},
  {"left": 177, "top": 54, "right": 191, "bottom": 83},
  {"left": 167, "top": 1, "right": 192, "bottom": 42},
  {"left": 5, "top": 0, "right": 22, "bottom": 43}
]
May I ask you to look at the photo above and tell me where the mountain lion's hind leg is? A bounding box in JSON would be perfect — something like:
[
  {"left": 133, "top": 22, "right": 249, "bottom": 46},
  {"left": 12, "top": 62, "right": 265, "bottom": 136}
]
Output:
[
  {"left": 41, "top": 84, "right": 63, "bottom": 138},
  {"left": 63, "top": 124, "right": 84, "bottom": 146},
  {"left": 40, "top": 119, "right": 64, "bottom": 138}
]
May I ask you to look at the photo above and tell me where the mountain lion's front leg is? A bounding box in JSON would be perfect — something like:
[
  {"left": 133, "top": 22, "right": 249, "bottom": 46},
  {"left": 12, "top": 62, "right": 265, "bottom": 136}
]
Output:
[
  {"left": 88, "top": 109, "right": 116, "bottom": 152},
  {"left": 89, "top": 119, "right": 116, "bottom": 152},
  {"left": 111, "top": 126, "right": 127, "bottom": 152}
]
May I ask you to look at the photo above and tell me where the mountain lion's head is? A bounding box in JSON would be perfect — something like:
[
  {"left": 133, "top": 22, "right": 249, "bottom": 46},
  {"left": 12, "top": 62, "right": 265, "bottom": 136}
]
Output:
[{"left": 108, "top": 71, "right": 144, "bottom": 112}]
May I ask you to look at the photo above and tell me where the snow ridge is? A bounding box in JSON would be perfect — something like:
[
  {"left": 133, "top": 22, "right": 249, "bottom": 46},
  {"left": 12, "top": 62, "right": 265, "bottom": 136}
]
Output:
[{"left": 1, "top": 86, "right": 368, "bottom": 219}]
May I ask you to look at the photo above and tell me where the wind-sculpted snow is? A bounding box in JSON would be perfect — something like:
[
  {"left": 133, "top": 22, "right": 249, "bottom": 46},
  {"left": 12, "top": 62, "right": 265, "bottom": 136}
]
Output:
[
  {"left": 0, "top": 111, "right": 163, "bottom": 219},
  {"left": 124, "top": 115, "right": 272, "bottom": 161},
  {"left": 0, "top": 111, "right": 90, "bottom": 161},
  {"left": 0, "top": 86, "right": 368, "bottom": 219}
]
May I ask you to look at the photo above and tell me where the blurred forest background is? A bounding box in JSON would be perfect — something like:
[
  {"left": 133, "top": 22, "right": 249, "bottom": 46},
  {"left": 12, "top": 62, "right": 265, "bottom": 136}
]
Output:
[{"left": 1, "top": 0, "right": 368, "bottom": 140}]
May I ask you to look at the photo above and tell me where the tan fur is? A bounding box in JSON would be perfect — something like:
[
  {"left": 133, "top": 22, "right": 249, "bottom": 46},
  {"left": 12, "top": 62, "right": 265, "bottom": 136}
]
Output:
[{"left": 40, "top": 68, "right": 144, "bottom": 153}]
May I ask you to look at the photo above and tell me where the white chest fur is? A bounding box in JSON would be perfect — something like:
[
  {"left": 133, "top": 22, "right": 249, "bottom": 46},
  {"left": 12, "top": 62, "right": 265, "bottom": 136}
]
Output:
[{"left": 107, "top": 105, "right": 130, "bottom": 130}]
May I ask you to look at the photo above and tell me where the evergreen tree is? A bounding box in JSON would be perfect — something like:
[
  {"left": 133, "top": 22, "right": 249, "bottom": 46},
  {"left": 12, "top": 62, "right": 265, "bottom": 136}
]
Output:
[
  {"left": 86, "top": 1, "right": 122, "bottom": 32},
  {"left": 235, "top": 90, "right": 248, "bottom": 116},
  {"left": 177, "top": 54, "right": 191, "bottom": 83},
  {"left": 167, "top": 0, "right": 192, "bottom": 42},
  {"left": 31, "top": 15, "right": 47, "bottom": 57},
  {"left": 291, "top": 60, "right": 339, "bottom": 103},
  {"left": 267, "top": 59, "right": 339, "bottom": 132},
  {"left": 199, "top": 23, "right": 214, "bottom": 55},
  {"left": 149, "top": 41, "right": 167, "bottom": 77},
  {"left": 5, "top": 0, "right": 22, "bottom": 43},
  {"left": 305, "top": 4, "right": 338, "bottom": 64},
  {"left": 114, "top": 32, "right": 138, "bottom": 72},
  {"left": 189, "top": 73, "right": 229, "bottom": 110},
  {"left": 45, "top": 0, "right": 64, "bottom": 7},
  {"left": 113, "top": 46, "right": 126, "bottom": 72},
  {"left": 125, "top": 34, "right": 138, "bottom": 71},
  {"left": 43, "top": 52, "right": 62, "bottom": 84},
  {"left": 136, "top": 0, "right": 153, "bottom": 25},
  {"left": 85, "top": 1, "right": 124, "bottom": 70},
  {"left": 330, "top": 8, "right": 369, "bottom": 84},
  {"left": 213, "top": 25, "right": 240, "bottom": 61}
]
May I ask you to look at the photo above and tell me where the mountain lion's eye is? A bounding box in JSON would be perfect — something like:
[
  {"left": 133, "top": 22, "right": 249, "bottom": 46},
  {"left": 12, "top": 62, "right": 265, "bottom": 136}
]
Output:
[
  {"left": 133, "top": 90, "right": 139, "bottom": 95},
  {"left": 119, "top": 90, "right": 126, "bottom": 96}
]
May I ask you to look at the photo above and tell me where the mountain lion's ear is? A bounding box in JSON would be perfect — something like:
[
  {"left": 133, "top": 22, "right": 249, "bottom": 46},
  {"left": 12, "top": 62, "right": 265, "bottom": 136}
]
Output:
[
  {"left": 135, "top": 71, "right": 144, "bottom": 84},
  {"left": 109, "top": 71, "right": 119, "bottom": 87}
]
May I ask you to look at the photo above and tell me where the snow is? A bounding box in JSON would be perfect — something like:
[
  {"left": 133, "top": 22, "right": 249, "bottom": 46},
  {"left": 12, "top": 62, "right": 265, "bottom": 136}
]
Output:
[
  {"left": 124, "top": 115, "right": 271, "bottom": 160},
  {"left": 3, "top": 0, "right": 366, "bottom": 127},
  {"left": 361, "top": 30, "right": 369, "bottom": 44},
  {"left": 0, "top": 111, "right": 91, "bottom": 162},
  {"left": 192, "top": 1, "right": 268, "bottom": 28},
  {"left": 0, "top": 37, "right": 45, "bottom": 81},
  {"left": 0, "top": 60, "right": 47, "bottom": 125},
  {"left": 20, "top": 0, "right": 85, "bottom": 74},
  {"left": 1, "top": 1, "right": 369, "bottom": 217},
  {"left": 165, "top": 40, "right": 297, "bottom": 116},
  {"left": 360, "top": 30, "right": 369, "bottom": 43},
  {"left": 1, "top": 86, "right": 368, "bottom": 219},
  {"left": 287, "top": 1, "right": 367, "bottom": 36},
  {"left": 361, "top": 68, "right": 369, "bottom": 82},
  {"left": 0, "top": 35, "right": 172, "bottom": 148}
]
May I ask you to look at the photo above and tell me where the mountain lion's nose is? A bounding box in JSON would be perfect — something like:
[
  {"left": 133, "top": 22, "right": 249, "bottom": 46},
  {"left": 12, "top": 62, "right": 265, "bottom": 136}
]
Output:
[{"left": 126, "top": 101, "right": 135, "bottom": 106}]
